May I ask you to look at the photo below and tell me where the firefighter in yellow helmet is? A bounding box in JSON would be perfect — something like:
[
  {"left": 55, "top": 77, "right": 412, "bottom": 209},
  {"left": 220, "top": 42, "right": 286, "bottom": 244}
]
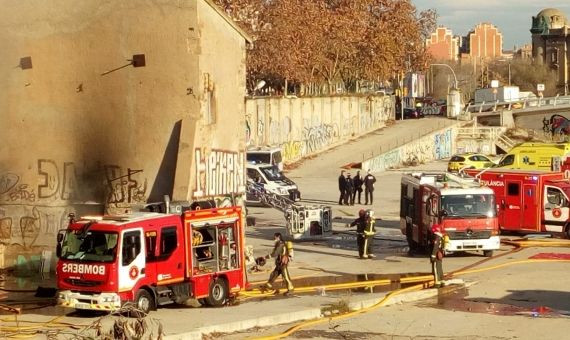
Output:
[
  {"left": 260, "top": 233, "right": 294, "bottom": 295},
  {"left": 348, "top": 209, "right": 376, "bottom": 259},
  {"left": 430, "top": 223, "right": 445, "bottom": 288}
]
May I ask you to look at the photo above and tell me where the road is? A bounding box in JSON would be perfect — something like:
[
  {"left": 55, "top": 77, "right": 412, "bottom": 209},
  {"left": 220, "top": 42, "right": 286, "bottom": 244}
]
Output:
[
  {"left": 230, "top": 115, "right": 570, "bottom": 340},
  {"left": 2, "top": 117, "right": 569, "bottom": 340}
]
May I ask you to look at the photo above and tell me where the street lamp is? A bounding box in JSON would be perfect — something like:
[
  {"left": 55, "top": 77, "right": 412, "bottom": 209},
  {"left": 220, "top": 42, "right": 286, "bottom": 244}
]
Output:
[{"left": 430, "top": 63, "right": 458, "bottom": 90}]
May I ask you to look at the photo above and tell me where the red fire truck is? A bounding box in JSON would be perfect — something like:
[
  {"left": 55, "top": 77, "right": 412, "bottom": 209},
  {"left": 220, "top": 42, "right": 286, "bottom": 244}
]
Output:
[
  {"left": 400, "top": 172, "right": 500, "bottom": 256},
  {"left": 467, "top": 169, "right": 570, "bottom": 237},
  {"left": 56, "top": 206, "right": 245, "bottom": 313}
]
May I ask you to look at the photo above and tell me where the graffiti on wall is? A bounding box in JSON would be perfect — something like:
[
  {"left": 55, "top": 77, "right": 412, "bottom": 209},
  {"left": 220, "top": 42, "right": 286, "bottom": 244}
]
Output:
[
  {"left": 269, "top": 117, "right": 292, "bottom": 145},
  {"left": 246, "top": 95, "right": 393, "bottom": 163},
  {"left": 402, "top": 142, "right": 433, "bottom": 165},
  {"left": 193, "top": 149, "right": 245, "bottom": 198},
  {"left": 434, "top": 129, "right": 453, "bottom": 159},
  {"left": 281, "top": 141, "right": 305, "bottom": 162},
  {"left": 0, "top": 205, "right": 73, "bottom": 248},
  {"left": 1, "top": 160, "right": 149, "bottom": 251},
  {"left": 362, "top": 149, "right": 401, "bottom": 172},
  {"left": 362, "top": 127, "right": 455, "bottom": 171},
  {"left": 303, "top": 123, "right": 339, "bottom": 153},
  {"left": 104, "top": 166, "right": 147, "bottom": 206}
]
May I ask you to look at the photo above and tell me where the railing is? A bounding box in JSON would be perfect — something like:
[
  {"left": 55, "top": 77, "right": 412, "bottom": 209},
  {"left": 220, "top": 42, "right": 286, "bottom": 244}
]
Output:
[
  {"left": 456, "top": 126, "right": 505, "bottom": 140},
  {"left": 495, "top": 134, "right": 516, "bottom": 150},
  {"left": 464, "top": 95, "right": 570, "bottom": 114},
  {"left": 456, "top": 126, "right": 516, "bottom": 151},
  {"left": 359, "top": 118, "right": 457, "bottom": 161}
]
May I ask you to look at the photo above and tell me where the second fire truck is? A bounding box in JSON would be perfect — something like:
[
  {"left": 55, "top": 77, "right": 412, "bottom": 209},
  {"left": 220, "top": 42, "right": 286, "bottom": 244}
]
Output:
[{"left": 400, "top": 172, "right": 500, "bottom": 257}]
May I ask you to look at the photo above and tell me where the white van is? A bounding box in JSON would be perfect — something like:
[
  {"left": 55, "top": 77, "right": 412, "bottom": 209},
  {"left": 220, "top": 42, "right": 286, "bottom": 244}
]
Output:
[
  {"left": 246, "top": 163, "right": 300, "bottom": 204},
  {"left": 247, "top": 147, "right": 283, "bottom": 171}
]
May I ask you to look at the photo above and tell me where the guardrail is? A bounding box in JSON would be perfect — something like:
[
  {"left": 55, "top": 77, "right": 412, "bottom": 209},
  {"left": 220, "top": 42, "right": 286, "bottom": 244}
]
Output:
[
  {"left": 456, "top": 126, "right": 505, "bottom": 140},
  {"left": 359, "top": 118, "right": 457, "bottom": 161},
  {"left": 464, "top": 95, "right": 570, "bottom": 114}
]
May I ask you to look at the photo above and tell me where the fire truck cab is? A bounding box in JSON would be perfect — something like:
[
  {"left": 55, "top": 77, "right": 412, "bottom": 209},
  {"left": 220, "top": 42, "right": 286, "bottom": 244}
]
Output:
[
  {"left": 400, "top": 172, "right": 500, "bottom": 256},
  {"left": 56, "top": 207, "right": 245, "bottom": 313},
  {"left": 468, "top": 169, "right": 570, "bottom": 237}
]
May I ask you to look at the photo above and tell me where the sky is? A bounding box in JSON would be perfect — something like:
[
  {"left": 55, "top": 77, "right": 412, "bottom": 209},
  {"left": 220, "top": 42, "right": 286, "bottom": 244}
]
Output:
[{"left": 413, "top": 0, "right": 570, "bottom": 49}]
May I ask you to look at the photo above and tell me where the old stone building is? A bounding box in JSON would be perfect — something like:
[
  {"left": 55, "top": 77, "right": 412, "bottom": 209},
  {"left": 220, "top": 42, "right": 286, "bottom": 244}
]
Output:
[
  {"left": 531, "top": 8, "right": 569, "bottom": 93},
  {"left": 0, "top": 0, "right": 250, "bottom": 271},
  {"left": 426, "top": 26, "right": 460, "bottom": 61}
]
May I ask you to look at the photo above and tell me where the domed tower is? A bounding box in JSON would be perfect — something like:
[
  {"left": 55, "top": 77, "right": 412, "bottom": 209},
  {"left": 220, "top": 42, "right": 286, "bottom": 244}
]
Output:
[{"left": 531, "top": 8, "right": 569, "bottom": 93}]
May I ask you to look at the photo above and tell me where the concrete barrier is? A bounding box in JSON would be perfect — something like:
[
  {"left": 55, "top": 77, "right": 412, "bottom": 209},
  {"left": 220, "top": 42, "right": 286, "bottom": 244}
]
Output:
[
  {"left": 246, "top": 95, "right": 394, "bottom": 163},
  {"left": 362, "top": 124, "right": 460, "bottom": 172}
]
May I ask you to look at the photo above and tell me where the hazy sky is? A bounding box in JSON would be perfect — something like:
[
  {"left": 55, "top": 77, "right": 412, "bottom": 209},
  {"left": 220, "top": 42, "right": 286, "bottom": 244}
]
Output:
[{"left": 413, "top": 0, "right": 570, "bottom": 49}]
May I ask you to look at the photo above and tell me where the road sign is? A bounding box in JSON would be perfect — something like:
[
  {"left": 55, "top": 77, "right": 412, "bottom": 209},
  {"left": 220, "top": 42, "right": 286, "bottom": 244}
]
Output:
[
  {"left": 491, "top": 80, "right": 499, "bottom": 88},
  {"left": 537, "top": 84, "right": 545, "bottom": 91}
]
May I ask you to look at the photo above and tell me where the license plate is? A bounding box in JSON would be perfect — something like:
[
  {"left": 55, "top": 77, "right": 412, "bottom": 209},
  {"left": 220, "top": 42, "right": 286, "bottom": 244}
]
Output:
[
  {"left": 74, "top": 302, "right": 90, "bottom": 309},
  {"left": 463, "top": 241, "right": 476, "bottom": 246}
]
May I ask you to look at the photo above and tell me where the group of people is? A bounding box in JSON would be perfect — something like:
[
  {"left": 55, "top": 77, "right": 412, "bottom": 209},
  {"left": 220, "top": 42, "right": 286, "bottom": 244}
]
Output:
[{"left": 338, "top": 170, "right": 377, "bottom": 205}]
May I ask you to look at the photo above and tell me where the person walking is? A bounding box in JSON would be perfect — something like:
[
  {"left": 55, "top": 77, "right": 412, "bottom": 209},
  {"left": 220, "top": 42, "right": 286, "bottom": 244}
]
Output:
[
  {"left": 352, "top": 170, "right": 363, "bottom": 204},
  {"left": 338, "top": 170, "right": 347, "bottom": 205},
  {"left": 261, "top": 233, "right": 294, "bottom": 295},
  {"left": 430, "top": 224, "right": 445, "bottom": 288},
  {"left": 347, "top": 209, "right": 376, "bottom": 259},
  {"left": 346, "top": 173, "right": 355, "bottom": 205},
  {"left": 364, "top": 170, "right": 376, "bottom": 205}
]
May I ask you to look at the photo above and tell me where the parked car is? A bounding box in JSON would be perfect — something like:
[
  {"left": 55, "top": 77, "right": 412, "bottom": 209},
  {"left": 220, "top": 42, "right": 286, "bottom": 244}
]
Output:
[
  {"left": 447, "top": 153, "right": 496, "bottom": 172},
  {"left": 395, "top": 108, "right": 424, "bottom": 120}
]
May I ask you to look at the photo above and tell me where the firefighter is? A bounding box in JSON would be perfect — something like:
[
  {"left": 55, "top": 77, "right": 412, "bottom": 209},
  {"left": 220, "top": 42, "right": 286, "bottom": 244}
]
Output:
[
  {"left": 348, "top": 209, "right": 376, "bottom": 259},
  {"left": 260, "top": 233, "right": 294, "bottom": 295},
  {"left": 431, "top": 224, "right": 445, "bottom": 288}
]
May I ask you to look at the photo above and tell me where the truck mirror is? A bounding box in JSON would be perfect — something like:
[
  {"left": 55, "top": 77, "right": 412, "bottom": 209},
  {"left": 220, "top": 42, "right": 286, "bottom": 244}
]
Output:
[
  {"left": 56, "top": 244, "right": 62, "bottom": 258},
  {"left": 57, "top": 233, "right": 64, "bottom": 243},
  {"left": 440, "top": 209, "right": 448, "bottom": 217}
]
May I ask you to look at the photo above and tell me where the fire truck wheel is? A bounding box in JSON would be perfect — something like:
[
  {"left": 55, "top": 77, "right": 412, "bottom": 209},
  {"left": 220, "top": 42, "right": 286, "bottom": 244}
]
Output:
[
  {"left": 206, "top": 278, "right": 228, "bottom": 307},
  {"left": 405, "top": 224, "right": 419, "bottom": 252},
  {"left": 134, "top": 289, "right": 155, "bottom": 314},
  {"left": 483, "top": 250, "right": 494, "bottom": 257}
]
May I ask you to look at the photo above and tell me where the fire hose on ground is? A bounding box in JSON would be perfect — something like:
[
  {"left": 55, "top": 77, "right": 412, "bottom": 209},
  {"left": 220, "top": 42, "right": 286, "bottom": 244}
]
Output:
[
  {"left": 1, "top": 238, "right": 570, "bottom": 339},
  {"left": 249, "top": 238, "right": 570, "bottom": 339}
]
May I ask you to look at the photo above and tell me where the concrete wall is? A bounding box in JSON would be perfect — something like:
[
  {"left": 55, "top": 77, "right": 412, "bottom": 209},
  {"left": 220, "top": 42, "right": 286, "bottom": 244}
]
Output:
[
  {"left": 362, "top": 125, "right": 457, "bottom": 172},
  {"left": 246, "top": 95, "right": 394, "bottom": 163},
  {"left": 0, "top": 0, "right": 248, "bottom": 271}
]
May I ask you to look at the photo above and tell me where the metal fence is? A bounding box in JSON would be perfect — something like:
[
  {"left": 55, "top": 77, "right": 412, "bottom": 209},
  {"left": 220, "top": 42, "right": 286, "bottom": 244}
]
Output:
[{"left": 358, "top": 118, "right": 457, "bottom": 161}]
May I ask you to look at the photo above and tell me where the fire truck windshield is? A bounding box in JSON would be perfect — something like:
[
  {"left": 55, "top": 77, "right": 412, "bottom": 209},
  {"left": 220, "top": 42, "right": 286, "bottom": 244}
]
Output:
[
  {"left": 441, "top": 194, "right": 496, "bottom": 218},
  {"left": 60, "top": 231, "right": 119, "bottom": 263}
]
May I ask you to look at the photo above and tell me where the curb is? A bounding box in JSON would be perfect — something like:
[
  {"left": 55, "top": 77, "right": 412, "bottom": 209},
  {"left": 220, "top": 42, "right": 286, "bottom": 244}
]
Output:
[{"left": 164, "top": 279, "right": 466, "bottom": 340}]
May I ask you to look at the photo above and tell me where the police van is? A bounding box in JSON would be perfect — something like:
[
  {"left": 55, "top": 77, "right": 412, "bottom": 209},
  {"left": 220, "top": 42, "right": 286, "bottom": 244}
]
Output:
[
  {"left": 246, "top": 162, "right": 301, "bottom": 204},
  {"left": 247, "top": 147, "right": 283, "bottom": 171}
]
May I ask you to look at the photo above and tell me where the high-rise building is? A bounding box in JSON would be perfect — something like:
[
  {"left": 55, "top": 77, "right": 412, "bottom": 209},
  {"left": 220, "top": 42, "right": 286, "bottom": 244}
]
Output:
[
  {"left": 465, "top": 23, "right": 503, "bottom": 60},
  {"left": 426, "top": 26, "right": 460, "bottom": 61}
]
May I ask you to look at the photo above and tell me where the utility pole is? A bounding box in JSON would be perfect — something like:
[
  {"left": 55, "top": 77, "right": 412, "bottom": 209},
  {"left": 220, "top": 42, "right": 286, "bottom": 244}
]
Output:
[{"left": 508, "top": 62, "right": 512, "bottom": 86}]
